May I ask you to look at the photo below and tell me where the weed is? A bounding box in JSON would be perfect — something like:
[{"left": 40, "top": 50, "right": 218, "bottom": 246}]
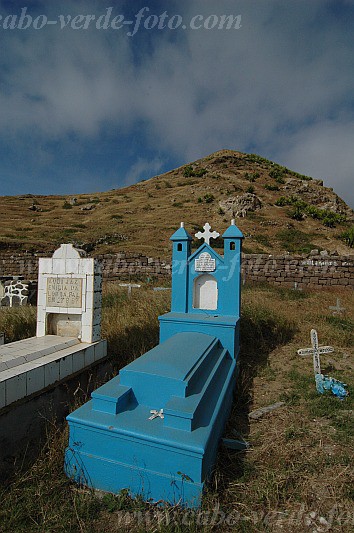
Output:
[
  {"left": 276, "top": 228, "right": 317, "bottom": 253},
  {"left": 269, "top": 168, "right": 285, "bottom": 183},
  {"left": 275, "top": 196, "right": 346, "bottom": 227},
  {"left": 204, "top": 193, "right": 215, "bottom": 203},
  {"left": 253, "top": 234, "right": 271, "bottom": 247},
  {"left": 339, "top": 225, "right": 354, "bottom": 247},
  {"left": 72, "top": 223, "right": 87, "bottom": 229},
  {"left": 183, "top": 165, "right": 207, "bottom": 178}
]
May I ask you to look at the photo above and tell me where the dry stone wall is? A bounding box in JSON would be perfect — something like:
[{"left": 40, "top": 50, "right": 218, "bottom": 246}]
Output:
[
  {"left": 242, "top": 253, "right": 353, "bottom": 289},
  {"left": 0, "top": 250, "right": 352, "bottom": 289}
]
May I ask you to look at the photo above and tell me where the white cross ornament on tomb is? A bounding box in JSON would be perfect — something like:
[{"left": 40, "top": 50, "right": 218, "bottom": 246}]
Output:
[
  {"left": 148, "top": 409, "right": 164, "bottom": 420},
  {"left": 195, "top": 223, "right": 220, "bottom": 245},
  {"left": 297, "top": 329, "right": 334, "bottom": 376},
  {"left": 329, "top": 298, "right": 345, "bottom": 316}
]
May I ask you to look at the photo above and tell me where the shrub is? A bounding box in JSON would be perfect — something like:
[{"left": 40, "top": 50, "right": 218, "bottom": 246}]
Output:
[
  {"left": 264, "top": 184, "right": 279, "bottom": 191},
  {"left": 275, "top": 196, "right": 346, "bottom": 227},
  {"left": 183, "top": 166, "right": 207, "bottom": 178},
  {"left": 246, "top": 185, "right": 255, "bottom": 194},
  {"left": 290, "top": 206, "right": 306, "bottom": 221},
  {"left": 269, "top": 168, "right": 285, "bottom": 184},
  {"left": 62, "top": 201, "right": 72, "bottom": 209},
  {"left": 340, "top": 226, "right": 354, "bottom": 247},
  {"left": 204, "top": 193, "right": 215, "bottom": 203},
  {"left": 183, "top": 165, "right": 194, "bottom": 177}
]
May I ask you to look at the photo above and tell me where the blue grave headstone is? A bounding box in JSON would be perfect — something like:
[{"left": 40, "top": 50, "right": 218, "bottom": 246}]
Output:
[{"left": 64, "top": 220, "right": 243, "bottom": 507}]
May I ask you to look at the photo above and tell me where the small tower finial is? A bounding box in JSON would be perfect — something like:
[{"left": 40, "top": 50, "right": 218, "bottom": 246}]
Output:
[
  {"left": 231, "top": 219, "right": 235, "bottom": 225},
  {"left": 180, "top": 222, "right": 184, "bottom": 228}
]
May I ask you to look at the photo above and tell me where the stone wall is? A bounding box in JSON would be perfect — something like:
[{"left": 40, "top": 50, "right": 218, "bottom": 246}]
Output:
[
  {"left": 0, "top": 250, "right": 352, "bottom": 289},
  {"left": 242, "top": 253, "right": 353, "bottom": 289}
]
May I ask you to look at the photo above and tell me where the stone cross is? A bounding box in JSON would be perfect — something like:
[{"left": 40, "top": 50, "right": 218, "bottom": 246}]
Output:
[
  {"left": 329, "top": 298, "right": 345, "bottom": 316},
  {"left": 195, "top": 223, "right": 220, "bottom": 245},
  {"left": 297, "top": 329, "right": 334, "bottom": 376},
  {"left": 119, "top": 283, "right": 141, "bottom": 298}
]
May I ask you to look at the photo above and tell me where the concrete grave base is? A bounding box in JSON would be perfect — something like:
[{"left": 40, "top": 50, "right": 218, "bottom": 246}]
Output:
[
  {"left": 0, "top": 355, "right": 113, "bottom": 483},
  {"left": 0, "top": 336, "right": 107, "bottom": 410}
]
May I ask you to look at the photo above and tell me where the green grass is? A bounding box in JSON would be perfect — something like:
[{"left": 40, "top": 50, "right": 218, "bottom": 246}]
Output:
[{"left": 275, "top": 228, "right": 317, "bottom": 253}]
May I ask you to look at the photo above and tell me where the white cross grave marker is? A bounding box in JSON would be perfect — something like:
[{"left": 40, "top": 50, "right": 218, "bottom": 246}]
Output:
[
  {"left": 119, "top": 283, "right": 141, "bottom": 298},
  {"left": 329, "top": 298, "right": 345, "bottom": 316},
  {"left": 195, "top": 222, "right": 220, "bottom": 245},
  {"left": 297, "top": 329, "right": 334, "bottom": 376}
]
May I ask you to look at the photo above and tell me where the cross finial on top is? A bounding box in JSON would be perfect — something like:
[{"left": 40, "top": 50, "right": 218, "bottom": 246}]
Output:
[{"left": 195, "top": 222, "right": 220, "bottom": 245}]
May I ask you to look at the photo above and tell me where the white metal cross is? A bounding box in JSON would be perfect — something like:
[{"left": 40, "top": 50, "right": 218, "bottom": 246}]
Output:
[
  {"left": 297, "top": 329, "right": 334, "bottom": 376},
  {"left": 195, "top": 223, "right": 220, "bottom": 245},
  {"left": 329, "top": 298, "right": 345, "bottom": 316},
  {"left": 148, "top": 409, "right": 164, "bottom": 420},
  {"left": 119, "top": 283, "right": 141, "bottom": 298}
]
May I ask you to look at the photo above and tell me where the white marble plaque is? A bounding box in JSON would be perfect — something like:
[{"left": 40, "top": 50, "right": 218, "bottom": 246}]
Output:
[
  {"left": 46, "top": 278, "right": 83, "bottom": 308},
  {"left": 195, "top": 252, "right": 216, "bottom": 272}
]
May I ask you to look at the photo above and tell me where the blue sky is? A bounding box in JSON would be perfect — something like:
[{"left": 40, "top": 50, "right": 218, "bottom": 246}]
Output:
[{"left": 0, "top": 0, "right": 353, "bottom": 208}]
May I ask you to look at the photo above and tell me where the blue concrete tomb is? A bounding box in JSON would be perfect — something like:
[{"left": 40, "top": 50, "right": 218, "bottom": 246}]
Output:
[{"left": 65, "top": 220, "right": 243, "bottom": 507}]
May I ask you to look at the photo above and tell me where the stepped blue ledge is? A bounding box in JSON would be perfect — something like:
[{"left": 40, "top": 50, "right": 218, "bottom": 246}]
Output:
[{"left": 65, "top": 220, "right": 243, "bottom": 507}]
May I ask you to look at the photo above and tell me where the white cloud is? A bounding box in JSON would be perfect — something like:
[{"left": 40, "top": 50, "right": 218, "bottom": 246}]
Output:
[
  {"left": 125, "top": 157, "right": 164, "bottom": 186},
  {"left": 275, "top": 121, "right": 354, "bottom": 208},
  {"left": 0, "top": 0, "right": 353, "bottom": 206}
]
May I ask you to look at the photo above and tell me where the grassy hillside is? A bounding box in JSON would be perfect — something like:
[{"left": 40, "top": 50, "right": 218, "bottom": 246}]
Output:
[{"left": 0, "top": 150, "right": 353, "bottom": 258}]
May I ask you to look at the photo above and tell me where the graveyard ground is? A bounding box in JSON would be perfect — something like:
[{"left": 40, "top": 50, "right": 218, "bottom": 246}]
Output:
[{"left": 0, "top": 283, "right": 353, "bottom": 532}]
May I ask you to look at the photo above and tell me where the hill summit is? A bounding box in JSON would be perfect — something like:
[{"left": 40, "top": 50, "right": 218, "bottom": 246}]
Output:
[{"left": 1, "top": 150, "right": 353, "bottom": 258}]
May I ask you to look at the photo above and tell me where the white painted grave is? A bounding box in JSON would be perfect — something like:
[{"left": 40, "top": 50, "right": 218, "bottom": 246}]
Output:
[
  {"left": 0, "top": 244, "right": 107, "bottom": 411},
  {"left": 37, "top": 244, "right": 101, "bottom": 343}
]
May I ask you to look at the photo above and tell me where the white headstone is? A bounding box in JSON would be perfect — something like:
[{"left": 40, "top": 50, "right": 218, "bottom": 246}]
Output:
[
  {"left": 36, "top": 244, "right": 102, "bottom": 343},
  {"left": 193, "top": 274, "right": 218, "bottom": 310}
]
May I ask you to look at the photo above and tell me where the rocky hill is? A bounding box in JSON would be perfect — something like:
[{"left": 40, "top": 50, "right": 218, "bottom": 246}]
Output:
[{"left": 0, "top": 150, "right": 353, "bottom": 258}]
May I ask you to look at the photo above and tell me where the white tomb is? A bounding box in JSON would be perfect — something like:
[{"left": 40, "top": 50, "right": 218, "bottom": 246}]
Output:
[
  {"left": 36, "top": 244, "right": 101, "bottom": 342},
  {"left": 0, "top": 244, "right": 107, "bottom": 411}
]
